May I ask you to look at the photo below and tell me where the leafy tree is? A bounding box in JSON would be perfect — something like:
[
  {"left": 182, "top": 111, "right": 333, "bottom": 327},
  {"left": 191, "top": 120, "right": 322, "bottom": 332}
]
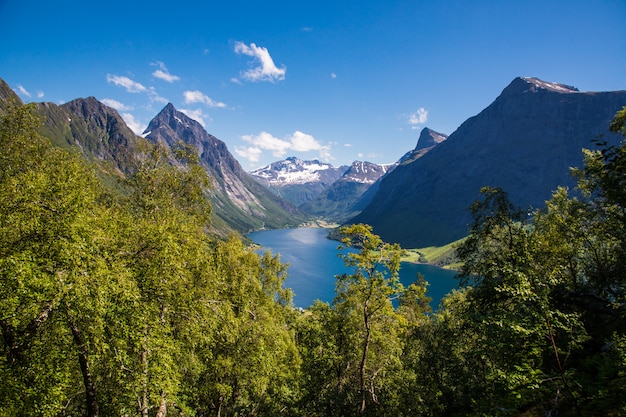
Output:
[
  {"left": 452, "top": 107, "right": 626, "bottom": 415},
  {"left": 0, "top": 102, "right": 134, "bottom": 416}
]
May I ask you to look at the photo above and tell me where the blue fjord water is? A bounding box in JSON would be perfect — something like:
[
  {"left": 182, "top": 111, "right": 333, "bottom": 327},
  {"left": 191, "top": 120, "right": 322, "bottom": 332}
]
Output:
[{"left": 248, "top": 227, "right": 460, "bottom": 309}]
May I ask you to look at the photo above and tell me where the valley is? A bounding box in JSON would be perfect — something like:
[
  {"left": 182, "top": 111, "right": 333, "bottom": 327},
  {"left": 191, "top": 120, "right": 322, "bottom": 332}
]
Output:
[{"left": 1, "top": 74, "right": 626, "bottom": 415}]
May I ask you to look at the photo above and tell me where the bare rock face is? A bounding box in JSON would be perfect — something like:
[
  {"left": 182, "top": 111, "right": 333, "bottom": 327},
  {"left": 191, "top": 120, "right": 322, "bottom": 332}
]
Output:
[{"left": 352, "top": 77, "right": 626, "bottom": 247}]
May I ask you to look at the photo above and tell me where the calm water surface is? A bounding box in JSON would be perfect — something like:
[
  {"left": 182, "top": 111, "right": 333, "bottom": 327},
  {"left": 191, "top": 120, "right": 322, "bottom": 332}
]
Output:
[{"left": 248, "top": 227, "right": 460, "bottom": 309}]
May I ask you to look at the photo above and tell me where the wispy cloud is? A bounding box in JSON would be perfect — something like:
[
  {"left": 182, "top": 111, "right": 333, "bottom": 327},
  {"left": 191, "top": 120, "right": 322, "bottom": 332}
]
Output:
[
  {"left": 408, "top": 107, "right": 428, "bottom": 129},
  {"left": 148, "top": 87, "right": 167, "bottom": 104},
  {"left": 101, "top": 98, "right": 133, "bottom": 111},
  {"left": 151, "top": 61, "right": 180, "bottom": 83},
  {"left": 16, "top": 84, "right": 31, "bottom": 97},
  {"left": 107, "top": 74, "right": 147, "bottom": 93},
  {"left": 237, "top": 130, "right": 332, "bottom": 163},
  {"left": 179, "top": 108, "right": 210, "bottom": 127},
  {"left": 233, "top": 41, "right": 286, "bottom": 83},
  {"left": 234, "top": 146, "right": 263, "bottom": 163},
  {"left": 106, "top": 74, "right": 167, "bottom": 104},
  {"left": 36, "top": 91, "right": 44, "bottom": 99},
  {"left": 241, "top": 131, "right": 292, "bottom": 157},
  {"left": 120, "top": 112, "right": 144, "bottom": 135},
  {"left": 183, "top": 90, "right": 227, "bottom": 108},
  {"left": 330, "top": 73, "right": 337, "bottom": 79}
]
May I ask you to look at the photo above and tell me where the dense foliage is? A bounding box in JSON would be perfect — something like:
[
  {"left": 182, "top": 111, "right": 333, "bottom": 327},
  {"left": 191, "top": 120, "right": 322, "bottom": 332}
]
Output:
[{"left": 1, "top": 102, "right": 625, "bottom": 416}]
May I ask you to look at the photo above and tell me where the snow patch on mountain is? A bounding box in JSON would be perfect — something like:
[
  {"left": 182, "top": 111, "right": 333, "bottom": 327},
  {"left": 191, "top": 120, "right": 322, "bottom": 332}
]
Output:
[
  {"left": 522, "top": 77, "right": 579, "bottom": 93},
  {"left": 250, "top": 157, "right": 344, "bottom": 185}
]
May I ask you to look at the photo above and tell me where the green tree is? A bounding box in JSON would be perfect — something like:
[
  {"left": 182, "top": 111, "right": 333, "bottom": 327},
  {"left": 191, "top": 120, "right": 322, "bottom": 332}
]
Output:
[
  {"left": 453, "top": 104, "right": 626, "bottom": 415},
  {"left": 0, "top": 102, "right": 134, "bottom": 416},
  {"left": 335, "top": 224, "right": 406, "bottom": 415}
]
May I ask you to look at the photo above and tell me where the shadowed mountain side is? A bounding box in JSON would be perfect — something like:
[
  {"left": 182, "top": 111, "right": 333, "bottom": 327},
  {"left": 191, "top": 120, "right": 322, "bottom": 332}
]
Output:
[{"left": 351, "top": 77, "right": 626, "bottom": 247}]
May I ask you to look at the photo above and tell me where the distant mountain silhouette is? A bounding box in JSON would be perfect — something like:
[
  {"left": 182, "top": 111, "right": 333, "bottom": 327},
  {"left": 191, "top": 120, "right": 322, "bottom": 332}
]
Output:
[{"left": 351, "top": 77, "right": 626, "bottom": 247}]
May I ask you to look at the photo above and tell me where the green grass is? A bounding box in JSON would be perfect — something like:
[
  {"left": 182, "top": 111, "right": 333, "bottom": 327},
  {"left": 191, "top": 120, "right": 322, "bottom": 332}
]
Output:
[{"left": 402, "top": 237, "right": 466, "bottom": 270}]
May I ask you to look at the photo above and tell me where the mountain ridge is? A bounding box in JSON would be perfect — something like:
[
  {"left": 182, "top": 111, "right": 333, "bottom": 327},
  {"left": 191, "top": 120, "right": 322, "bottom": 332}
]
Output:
[{"left": 144, "top": 103, "right": 303, "bottom": 233}]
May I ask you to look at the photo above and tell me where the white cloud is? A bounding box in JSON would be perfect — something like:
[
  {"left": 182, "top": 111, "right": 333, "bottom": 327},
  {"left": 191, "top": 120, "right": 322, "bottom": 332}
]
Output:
[
  {"left": 408, "top": 107, "right": 428, "bottom": 128},
  {"left": 183, "top": 90, "right": 227, "bottom": 108},
  {"left": 120, "top": 112, "right": 144, "bottom": 135},
  {"left": 234, "top": 41, "right": 286, "bottom": 83},
  {"left": 148, "top": 87, "right": 168, "bottom": 104},
  {"left": 107, "top": 74, "right": 147, "bottom": 93},
  {"left": 331, "top": 73, "right": 337, "bottom": 79},
  {"left": 234, "top": 146, "right": 263, "bottom": 163},
  {"left": 101, "top": 98, "right": 133, "bottom": 111},
  {"left": 179, "top": 108, "right": 209, "bottom": 127},
  {"left": 239, "top": 130, "right": 333, "bottom": 162},
  {"left": 17, "top": 84, "right": 31, "bottom": 97},
  {"left": 151, "top": 61, "right": 180, "bottom": 83},
  {"left": 290, "top": 131, "right": 322, "bottom": 151},
  {"left": 241, "top": 131, "right": 292, "bottom": 157}
]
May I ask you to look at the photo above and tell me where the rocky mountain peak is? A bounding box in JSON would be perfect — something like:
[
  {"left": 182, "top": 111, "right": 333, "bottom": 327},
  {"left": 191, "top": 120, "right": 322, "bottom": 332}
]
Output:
[
  {"left": 501, "top": 76, "right": 579, "bottom": 97},
  {"left": 0, "top": 78, "right": 23, "bottom": 110},
  {"left": 250, "top": 157, "right": 347, "bottom": 187},
  {"left": 339, "top": 161, "right": 388, "bottom": 184},
  {"left": 415, "top": 127, "right": 448, "bottom": 151},
  {"left": 397, "top": 127, "right": 448, "bottom": 165}
]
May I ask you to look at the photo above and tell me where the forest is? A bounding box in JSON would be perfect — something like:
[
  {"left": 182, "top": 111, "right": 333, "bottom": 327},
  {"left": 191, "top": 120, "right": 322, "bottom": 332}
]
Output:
[{"left": 1, "top": 101, "right": 625, "bottom": 416}]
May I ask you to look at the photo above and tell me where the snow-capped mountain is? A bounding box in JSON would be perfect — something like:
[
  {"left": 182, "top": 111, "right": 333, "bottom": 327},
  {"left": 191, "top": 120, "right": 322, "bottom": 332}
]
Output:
[
  {"left": 338, "top": 161, "right": 392, "bottom": 184},
  {"left": 298, "top": 160, "right": 390, "bottom": 222},
  {"left": 249, "top": 157, "right": 349, "bottom": 206},
  {"left": 250, "top": 157, "right": 348, "bottom": 186}
]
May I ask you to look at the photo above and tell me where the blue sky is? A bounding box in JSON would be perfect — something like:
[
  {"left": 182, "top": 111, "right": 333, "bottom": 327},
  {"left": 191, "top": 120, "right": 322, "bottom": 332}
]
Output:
[{"left": 1, "top": 0, "right": 625, "bottom": 169}]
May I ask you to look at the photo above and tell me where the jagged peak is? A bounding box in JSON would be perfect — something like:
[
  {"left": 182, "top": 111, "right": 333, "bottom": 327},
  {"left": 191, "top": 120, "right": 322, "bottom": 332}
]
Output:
[
  {"left": 501, "top": 77, "right": 579, "bottom": 97},
  {"left": 145, "top": 102, "right": 204, "bottom": 135},
  {"left": 415, "top": 127, "right": 448, "bottom": 150},
  {"left": 0, "top": 77, "right": 23, "bottom": 110},
  {"left": 62, "top": 96, "right": 126, "bottom": 122},
  {"left": 66, "top": 96, "right": 108, "bottom": 109}
]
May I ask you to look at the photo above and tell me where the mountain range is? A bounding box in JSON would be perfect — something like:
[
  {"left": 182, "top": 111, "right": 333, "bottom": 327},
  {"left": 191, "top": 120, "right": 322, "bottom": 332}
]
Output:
[
  {"left": 250, "top": 158, "right": 392, "bottom": 221},
  {"left": 2, "top": 76, "right": 624, "bottom": 248},
  {"left": 0, "top": 77, "right": 303, "bottom": 237},
  {"left": 249, "top": 157, "right": 349, "bottom": 206}
]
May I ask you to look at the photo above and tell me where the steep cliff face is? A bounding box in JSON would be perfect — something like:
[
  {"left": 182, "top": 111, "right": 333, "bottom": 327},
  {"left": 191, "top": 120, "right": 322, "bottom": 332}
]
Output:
[
  {"left": 352, "top": 77, "right": 626, "bottom": 247},
  {"left": 144, "top": 104, "right": 303, "bottom": 232}
]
